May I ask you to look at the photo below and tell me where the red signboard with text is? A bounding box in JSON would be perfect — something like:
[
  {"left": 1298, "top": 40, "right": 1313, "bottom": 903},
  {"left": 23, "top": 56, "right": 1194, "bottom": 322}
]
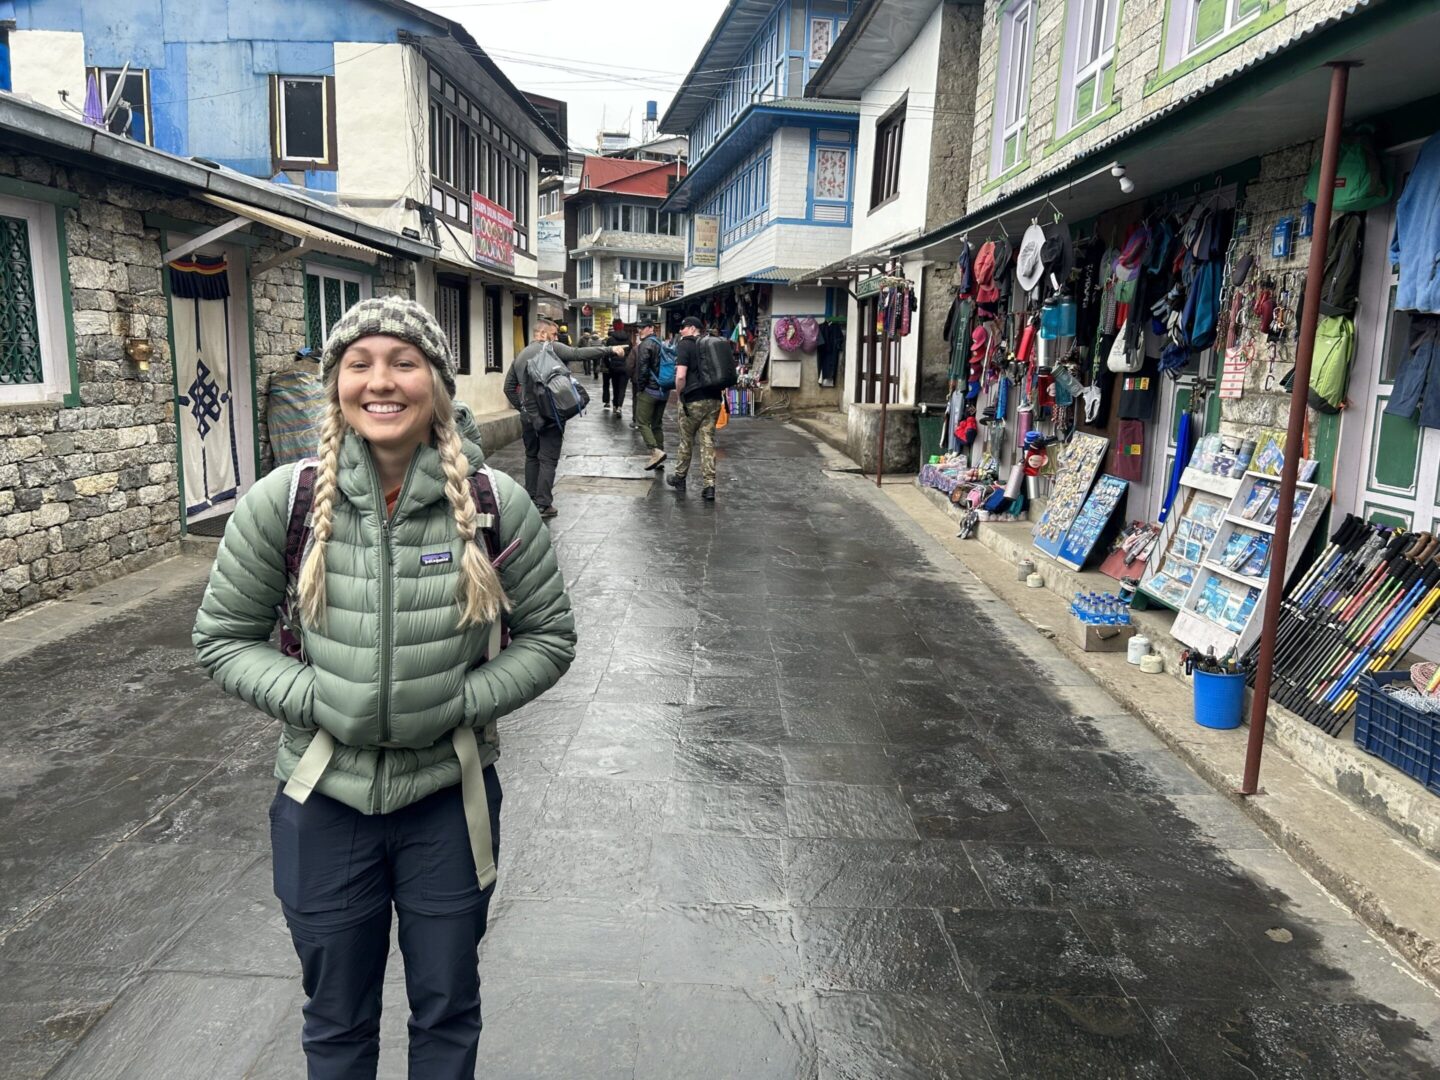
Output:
[{"left": 471, "top": 193, "right": 515, "bottom": 272}]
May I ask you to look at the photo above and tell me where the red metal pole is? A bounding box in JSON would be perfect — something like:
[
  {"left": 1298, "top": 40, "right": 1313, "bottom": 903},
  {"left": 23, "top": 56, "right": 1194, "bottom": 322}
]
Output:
[
  {"left": 1240, "top": 62, "right": 1353, "bottom": 796},
  {"left": 877, "top": 331, "right": 889, "bottom": 487}
]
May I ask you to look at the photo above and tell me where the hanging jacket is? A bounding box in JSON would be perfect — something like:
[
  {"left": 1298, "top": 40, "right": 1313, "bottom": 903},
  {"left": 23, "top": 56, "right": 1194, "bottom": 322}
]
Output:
[
  {"left": 193, "top": 431, "right": 576, "bottom": 816},
  {"left": 1390, "top": 131, "right": 1440, "bottom": 316}
]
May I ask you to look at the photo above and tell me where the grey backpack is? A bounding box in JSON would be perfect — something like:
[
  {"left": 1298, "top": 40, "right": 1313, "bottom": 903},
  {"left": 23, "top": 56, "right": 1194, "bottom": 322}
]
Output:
[{"left": 526, "top": 343, "right": 586, "bottom": 426}]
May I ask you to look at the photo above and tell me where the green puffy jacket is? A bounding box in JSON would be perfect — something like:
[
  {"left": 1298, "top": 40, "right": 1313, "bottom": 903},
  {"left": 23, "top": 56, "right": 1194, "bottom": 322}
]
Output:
[{"left": 192, "top": 430, "right": 576, "bottom": 816}]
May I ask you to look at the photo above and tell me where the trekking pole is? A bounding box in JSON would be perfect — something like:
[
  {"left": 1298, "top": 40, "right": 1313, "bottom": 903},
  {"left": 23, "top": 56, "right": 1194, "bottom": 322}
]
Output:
[
  {"left": 1270, "top": 527, "right": 1394, "bottom": 701},
  {"left": 1334, "top": 582, "right": 1440, "bottom": 716},
  {"left": 1281, "top": 533, "right": 1421, "bottom": 710},
  {"left": 1265, "top": 518, "right": 1376, "bottom": 682},
  {"left": 1326, "top": 554, "right": 1440, "bottom": 708}
]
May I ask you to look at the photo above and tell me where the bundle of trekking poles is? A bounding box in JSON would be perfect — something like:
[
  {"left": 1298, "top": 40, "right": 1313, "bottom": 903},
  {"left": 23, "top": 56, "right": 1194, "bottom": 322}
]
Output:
[{"left": 1244, "top": 515, "right": 1440, "bottom": 736}]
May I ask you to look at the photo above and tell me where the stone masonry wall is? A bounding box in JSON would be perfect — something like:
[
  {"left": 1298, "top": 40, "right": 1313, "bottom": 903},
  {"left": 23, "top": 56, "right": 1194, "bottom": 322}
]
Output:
[
  {"left": 0, "top": 154, "right": 181, "bottom": 617},
  {"left": 966, "top": 0, "right": 1364, "bottom": 211},
  {"left": 0, "top": 150, "right": 415, "bottom": 619}
]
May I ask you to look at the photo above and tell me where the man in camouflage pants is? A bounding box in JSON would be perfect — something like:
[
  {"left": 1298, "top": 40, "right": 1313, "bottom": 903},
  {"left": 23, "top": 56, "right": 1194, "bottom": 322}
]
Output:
[{"left": 667, "top": 317, "right": 721, "bottom": 502}]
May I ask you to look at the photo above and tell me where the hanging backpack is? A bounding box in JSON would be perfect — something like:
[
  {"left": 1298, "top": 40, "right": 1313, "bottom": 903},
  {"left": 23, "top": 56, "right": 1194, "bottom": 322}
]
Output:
[
  {"left": 525, "top": 342, "right": 587, "bottom": 427},
  {"left": 1319, "top": 212, "right": 1365, "bottom": 316},
  {"left": 656, "top": 338, "right": 678, "bottom": 392},
  {"left": 1304, "top": 128, "right": 1393, "bottom": 213},
  {"left": 1307, "top": 314, "right": 1356, "bottom": 414},
  {"left": 691, "top": 333, "right": 740, "bottom": 392}
]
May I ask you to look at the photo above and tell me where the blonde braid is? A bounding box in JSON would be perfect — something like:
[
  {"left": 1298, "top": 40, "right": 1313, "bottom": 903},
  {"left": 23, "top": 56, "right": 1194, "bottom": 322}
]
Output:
[
  {"left": 297, "top": 397, "right": 346, "bottom": 630},
  {"left": 434, "top": 399, "right": 510, "bottom": 628}
]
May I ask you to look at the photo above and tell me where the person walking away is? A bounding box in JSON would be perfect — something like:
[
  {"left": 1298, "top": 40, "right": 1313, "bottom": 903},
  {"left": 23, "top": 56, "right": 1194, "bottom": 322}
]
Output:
[
  {"left": 602, "top": 319, "right": 630, "bottom": 412},
  {"left": 192, "top": 296, "right": 577, "bottom": 1080},
  {"left": 633, "top": 318, "right": 670, "bottom": 471},
  {"left": 666, "top": 316, "right": 722, "bottom": 501},
  {"left": 505, "top": 319, "right": 618, "bottom": 519}
]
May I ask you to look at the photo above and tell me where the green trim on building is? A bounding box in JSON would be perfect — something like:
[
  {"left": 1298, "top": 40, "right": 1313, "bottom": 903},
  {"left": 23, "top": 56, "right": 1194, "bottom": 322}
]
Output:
[
  {"left": 244, "top": 264, "right": 262, "bottom": 479},
  {"left": 54, "top": 210, "right": 80, "bottom": 408},
  {"left": 159, "top": 231, "right": 188, "bottom": 534},
  {"left": 1146, "top": 2, "right": 1287, "bottom": 97},
  {"left": 1044, "top": 100, "right": 1123, "bottom": 157},
  {"left": 982, "top": 156, "right": 1032, "bottom": 194},
  {"left": 1046, "top": 0, "right": 1126, "bottom": 155},
  {"left": 0, "top": 175, "right": 80, "bottom": 207}
]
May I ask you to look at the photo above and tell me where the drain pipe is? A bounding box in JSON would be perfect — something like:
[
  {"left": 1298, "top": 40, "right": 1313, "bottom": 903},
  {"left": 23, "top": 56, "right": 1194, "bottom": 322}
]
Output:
[{"left": 1240, "top": 61, "right": 1355, "bottom": 797}]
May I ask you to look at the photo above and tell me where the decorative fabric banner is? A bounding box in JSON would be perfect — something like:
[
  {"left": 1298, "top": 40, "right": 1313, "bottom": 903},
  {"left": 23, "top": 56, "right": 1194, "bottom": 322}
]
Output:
[
  {"left": 169, "top": 255, "right": 231, "bottom": 300},
  {"left": 173, "top": 293, "right": 239, "bottom": 515}
]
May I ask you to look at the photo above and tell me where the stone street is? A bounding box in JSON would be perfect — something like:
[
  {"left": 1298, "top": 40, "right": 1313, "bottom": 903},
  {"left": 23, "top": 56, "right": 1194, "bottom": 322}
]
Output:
[{"left": 3, "top": 406, "right": 1440, "bottom": 1079}]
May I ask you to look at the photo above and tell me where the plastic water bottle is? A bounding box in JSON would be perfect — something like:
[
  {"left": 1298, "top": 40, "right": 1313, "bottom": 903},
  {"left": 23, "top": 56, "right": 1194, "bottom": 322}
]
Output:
[{"left": 1071, "top": 592, "right": 1084, "bottom": 618}]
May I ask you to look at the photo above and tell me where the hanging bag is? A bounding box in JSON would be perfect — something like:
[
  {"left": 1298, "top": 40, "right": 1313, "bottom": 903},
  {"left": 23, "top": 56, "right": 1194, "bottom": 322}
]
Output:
[{"left": 1304, "top": 127, "right": 1393, "bottom": 213}]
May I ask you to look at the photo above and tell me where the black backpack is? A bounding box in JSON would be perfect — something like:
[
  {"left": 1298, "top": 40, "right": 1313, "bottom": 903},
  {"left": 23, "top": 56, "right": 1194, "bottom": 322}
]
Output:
[
  {"left": 692, "top": 333, "right": 739, "bottom": 392},
  {"left": 1319, "top": 212, "right": 1364, "bottom": 317}
]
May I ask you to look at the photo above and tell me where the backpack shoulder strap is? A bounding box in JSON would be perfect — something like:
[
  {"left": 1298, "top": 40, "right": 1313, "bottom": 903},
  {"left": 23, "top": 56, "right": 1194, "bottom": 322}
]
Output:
[
  {"left": 284, "top": 457, "right": 321, "bottom": 583},
  {"left": 467, "top": 466, "right": 503, "bottom": 560}
]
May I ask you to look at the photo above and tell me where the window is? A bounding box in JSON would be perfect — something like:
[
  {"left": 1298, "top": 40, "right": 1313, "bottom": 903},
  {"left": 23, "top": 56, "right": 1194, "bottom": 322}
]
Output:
[
  {"left": 578, "top": 204, "right": 594, "bottom": 234},
  {"left": 271, "top": 75, "right": 336, "bottom": 169},
  {"left": 435, "top": 276, "right": 470, "bottom": 376},
  {"left": 814, "top": 146, "right": 850, "bottom": 202},
  {"left": 599, "top": 202, "right": 678, "bottom": 235},
  {"left": 688, "top": 10, "right": 783, "bottom": 162},
  {"left": 696, "top": 146, "right": 772, "bottom": 248},
  {"left": 578, "top": 258, "right": 594, "bottom": 293},
  {"left": 428, "top": 67, "right": 530, "bottom": 250},
  {"left": 90, "top": 67, "right": 151, "bottom": 145},
  {"left": 993, "top": 0, "right": 1035, "bottom": 176},
  {"left": 1183, "top": 0, "right": 1264, "bottom": 55},
  {"left": 1061, "top": 0, "right": 1119, "bottom": 131},
  {"left": 870, "top": 99, "right": 906, "bottom": 209},
  {"left": 484, "top": 287, "right": 503, "bottom": 372},
  {"left": 618, "top": 260, "right": 682, "bottom": 286},
  {"left": 303, "top": 266, "right": 370, "bottom": 350},
  {"left": 0, "top": 195, "right": 73, "bottom": 406},
  {"left": 809, "top": 18, "right": 834, "bottom": 63}
]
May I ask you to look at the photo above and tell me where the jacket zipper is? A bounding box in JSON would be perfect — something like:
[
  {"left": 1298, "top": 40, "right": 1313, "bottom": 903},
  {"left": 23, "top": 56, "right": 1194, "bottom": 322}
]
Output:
[{"left": 369, "top": 450, "right": 420, "bottom": 813}]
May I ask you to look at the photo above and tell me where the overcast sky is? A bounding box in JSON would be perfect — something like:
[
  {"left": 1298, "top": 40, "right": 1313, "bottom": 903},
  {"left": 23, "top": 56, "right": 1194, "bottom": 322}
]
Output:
[{"left": 440, "top": 0, "right": 731, "bottom": 152}]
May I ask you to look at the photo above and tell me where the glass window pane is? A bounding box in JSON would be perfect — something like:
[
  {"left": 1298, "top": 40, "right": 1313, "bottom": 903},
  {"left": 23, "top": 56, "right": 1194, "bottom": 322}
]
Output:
[
  {"left": 342, "top": 280, "right": 361, "bottom": 311},
  {"left": 1192, "top": 0, "right": 1226, "bottom": 46},
  {"left": 323, "top": 276, "right": 342, "bottom": 336},
  {"left": 282, "top": 79, "right": 326, "bottom": 160},
  {"left": 0, "top": 214, "right": 44, "bottom": 385}
]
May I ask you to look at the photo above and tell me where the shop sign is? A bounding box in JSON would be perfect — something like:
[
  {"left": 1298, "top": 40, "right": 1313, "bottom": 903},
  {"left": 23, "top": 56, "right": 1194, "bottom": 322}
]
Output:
[
  {"left": 692, "top": 215, "right": 720, "bottom": 267},
  {"left": 471, "top": 193, "right": 515, "bottom": 272},
  {"left": 581, "top": 304, "right": 593, "bottom": 316}
]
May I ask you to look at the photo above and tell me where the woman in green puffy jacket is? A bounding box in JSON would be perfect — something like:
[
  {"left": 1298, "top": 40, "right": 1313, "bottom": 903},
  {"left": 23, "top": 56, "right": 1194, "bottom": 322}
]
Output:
[{"left": 193, "top": 297, "right": 575, "bottom": 1080}]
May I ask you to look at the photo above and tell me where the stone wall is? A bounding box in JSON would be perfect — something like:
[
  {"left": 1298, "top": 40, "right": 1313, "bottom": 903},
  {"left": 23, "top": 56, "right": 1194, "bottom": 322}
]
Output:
[
  {"left": 966, "top": 0, "right": 1360, "bottom": 209},
  {"left": 0, "top": 150, "right": 416, "bottom": 619}
]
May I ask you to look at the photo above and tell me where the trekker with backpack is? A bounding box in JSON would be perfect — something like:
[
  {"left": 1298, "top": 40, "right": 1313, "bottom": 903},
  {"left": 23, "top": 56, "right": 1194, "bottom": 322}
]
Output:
[
  {"left": 192, "top": 297, "right": 576, "bottom": 1080},
  {"left": 504, "top": 319, "right": 619, "bottom": 518},
  {"left": 666, "top": 316, "right": 737, "bottom": 502},
  {"left": 633, "top": 318, "right": 675, "bottom": 470},
  {"left": 602, "top": 318, "right": 631, "bottom": 414}
]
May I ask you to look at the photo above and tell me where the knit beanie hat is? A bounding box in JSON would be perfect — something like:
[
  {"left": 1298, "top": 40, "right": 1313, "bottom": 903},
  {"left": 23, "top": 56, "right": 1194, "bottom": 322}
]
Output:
[{"left": 321, "top": 296, "right": 457, "bottom": 396}]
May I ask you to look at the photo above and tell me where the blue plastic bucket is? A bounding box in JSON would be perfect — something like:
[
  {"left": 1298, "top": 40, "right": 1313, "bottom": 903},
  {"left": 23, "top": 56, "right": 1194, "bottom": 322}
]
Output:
[{"left": 1194, "top": 669, "right": 1246, "bottom": 729}]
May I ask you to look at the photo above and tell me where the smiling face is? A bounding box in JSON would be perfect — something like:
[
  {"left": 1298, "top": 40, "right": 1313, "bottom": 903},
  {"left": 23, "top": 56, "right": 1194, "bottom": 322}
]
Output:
[{"left": 336, "top": 334, "right": 437, "bottom": 454}]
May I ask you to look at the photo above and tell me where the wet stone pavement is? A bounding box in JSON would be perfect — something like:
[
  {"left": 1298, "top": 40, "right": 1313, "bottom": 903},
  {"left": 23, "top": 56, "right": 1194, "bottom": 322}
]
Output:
[{"left": 4, "top": 401, "right": 1440, "bottom": 1078}]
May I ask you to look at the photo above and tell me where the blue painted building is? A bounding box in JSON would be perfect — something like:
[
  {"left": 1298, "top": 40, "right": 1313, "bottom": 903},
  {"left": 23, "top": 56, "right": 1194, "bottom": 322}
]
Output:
[
  {"left": 659, "top": 0, "right": 858, "bottom": 404},
  {"left": 2, "top": 0, "right": 567, "bottom": 414}
]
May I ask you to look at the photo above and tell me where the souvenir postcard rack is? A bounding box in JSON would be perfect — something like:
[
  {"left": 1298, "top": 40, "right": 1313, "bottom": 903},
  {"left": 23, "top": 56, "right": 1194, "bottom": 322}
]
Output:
[{"left": 1170, "top": 470, "right": 1330, "bottom": 657}]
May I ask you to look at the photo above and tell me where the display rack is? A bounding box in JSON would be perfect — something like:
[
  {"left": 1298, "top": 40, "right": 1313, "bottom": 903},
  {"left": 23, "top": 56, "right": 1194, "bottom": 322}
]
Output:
[
  {"left": 1139, "top": 467, "right": 1244, "bottom": 611},
  {"left": 1170, "top": 470, "right": 1330, "bottom": 657}
]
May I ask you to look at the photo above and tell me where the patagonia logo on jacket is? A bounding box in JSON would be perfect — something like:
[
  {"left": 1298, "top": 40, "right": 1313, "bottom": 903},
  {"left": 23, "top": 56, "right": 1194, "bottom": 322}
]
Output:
[{"left": 420, "top": 551, "right": 453, "bottom": 566}]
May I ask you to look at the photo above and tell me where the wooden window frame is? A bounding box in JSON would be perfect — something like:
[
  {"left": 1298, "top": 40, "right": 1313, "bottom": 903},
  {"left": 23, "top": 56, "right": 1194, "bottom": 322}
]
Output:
[
  {"left": 427, "top": 66, "right": 531, "bottom": 253},
  {"left": 436, "top": 274, "right": 471, "bottom": 377},
  {"left": 869, "top": 96, "right": 907, "bottom": 211},
  {"left": 484, "top": 286, "right": 504, "bottom": 373},
  {"left": 270, "top": 75, "right": 337, "bottom": 171}
]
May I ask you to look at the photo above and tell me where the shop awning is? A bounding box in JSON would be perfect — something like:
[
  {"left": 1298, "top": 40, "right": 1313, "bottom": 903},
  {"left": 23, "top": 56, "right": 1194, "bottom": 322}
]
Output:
[
  {"left": 899, "top": 0, "right": 1440, "bottom": 263},
  {"left": 189, "top": 193, "right": 387, "bottom": 273}
]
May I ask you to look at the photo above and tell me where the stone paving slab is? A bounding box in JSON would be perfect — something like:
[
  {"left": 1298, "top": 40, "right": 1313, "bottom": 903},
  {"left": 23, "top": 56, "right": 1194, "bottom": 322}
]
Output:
[{"left": 3, "top": 409, "right": 1440, "bottom": 1077}]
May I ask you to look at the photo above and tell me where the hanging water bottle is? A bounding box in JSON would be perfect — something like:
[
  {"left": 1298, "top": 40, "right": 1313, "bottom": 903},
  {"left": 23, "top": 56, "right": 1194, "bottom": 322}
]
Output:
[
  {"left": 1057, "top": 292, "right": 1077, "bottom": 337},
  {"left": 1040, "top": 296, "right": 1061, "bottom": 340}
]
